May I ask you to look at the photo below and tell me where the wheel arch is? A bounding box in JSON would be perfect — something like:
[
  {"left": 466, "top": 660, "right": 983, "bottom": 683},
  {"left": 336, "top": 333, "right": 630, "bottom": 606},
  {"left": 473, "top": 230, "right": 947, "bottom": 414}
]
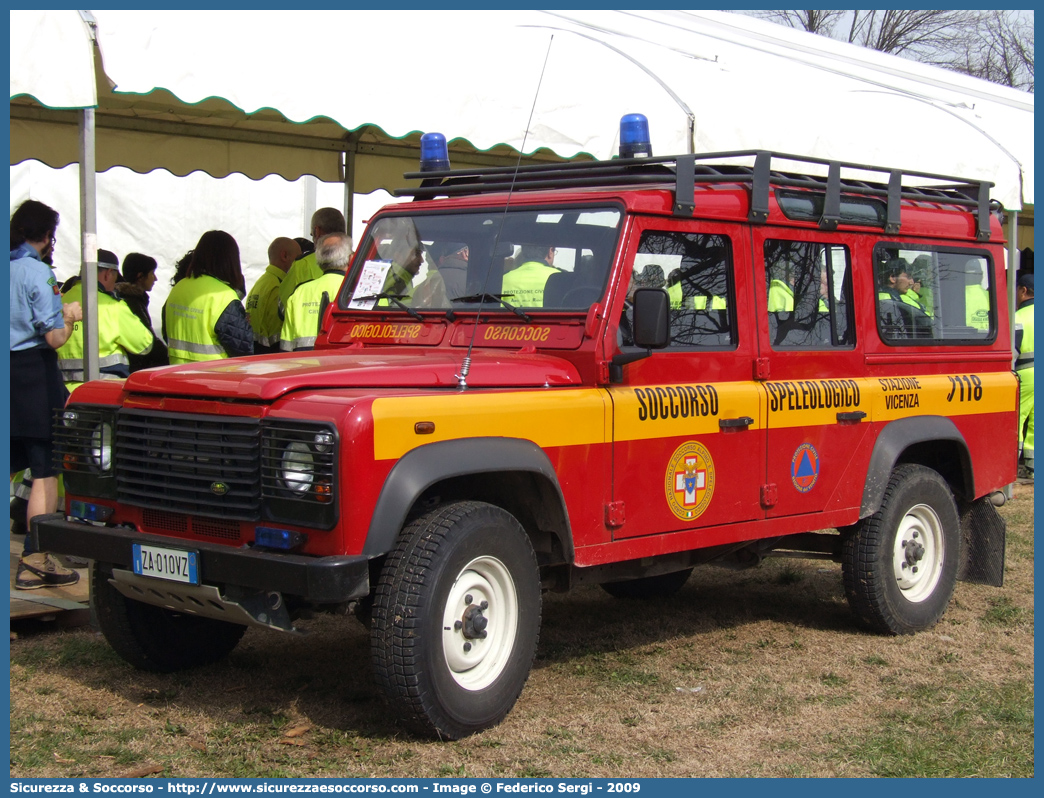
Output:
[
  {"left": 860, "top": 416, "right": 974, "bottom": 518},
  {"left": 363, "top": 437, "right": 573, "bottom": 564}
]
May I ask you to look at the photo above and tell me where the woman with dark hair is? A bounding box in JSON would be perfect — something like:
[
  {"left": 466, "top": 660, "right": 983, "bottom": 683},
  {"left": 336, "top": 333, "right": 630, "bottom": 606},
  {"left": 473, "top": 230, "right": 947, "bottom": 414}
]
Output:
[
  {"left": 171, "top": 249, "right": 194, "bottom": 286},
  {"left": 163, "top": 231, "right": 253, "bottom": 364},
  {"left": 116, "top": 252, "right": 168, "bottom": 370},
  {"left": 9, "top": 199, "right": 82, "bottom": 589}
]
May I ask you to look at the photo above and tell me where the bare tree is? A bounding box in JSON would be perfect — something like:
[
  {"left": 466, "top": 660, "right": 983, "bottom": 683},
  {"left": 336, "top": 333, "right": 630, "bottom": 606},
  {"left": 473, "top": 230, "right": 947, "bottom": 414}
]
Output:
[
  {"left": 748, "top": 10, "right": 847, "bottom": 36},
  {"left": 941, "top": 11, "right": 1034, "bottom": 92},
  {"left": 845, "top": 10, "right": 977, "bottom": 59},
  {"left": 738, "top": 10, "right": 1033, "bottom": 92}
]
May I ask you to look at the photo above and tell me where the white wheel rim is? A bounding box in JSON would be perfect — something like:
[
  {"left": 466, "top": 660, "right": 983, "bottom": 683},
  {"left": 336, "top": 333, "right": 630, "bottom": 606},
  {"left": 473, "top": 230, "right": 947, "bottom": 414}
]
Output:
[
  {"left": 441, "top": 555, "right": 519, "bottom": 691},
  {"left": 892, "top": 503, "right": 945, "bottom": 602}
]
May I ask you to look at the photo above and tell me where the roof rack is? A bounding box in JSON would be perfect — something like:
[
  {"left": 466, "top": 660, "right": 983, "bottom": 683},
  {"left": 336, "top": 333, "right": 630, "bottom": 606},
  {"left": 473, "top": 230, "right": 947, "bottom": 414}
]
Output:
[{"left": 396, "top": 150, "right": 996, "bottom": 241}]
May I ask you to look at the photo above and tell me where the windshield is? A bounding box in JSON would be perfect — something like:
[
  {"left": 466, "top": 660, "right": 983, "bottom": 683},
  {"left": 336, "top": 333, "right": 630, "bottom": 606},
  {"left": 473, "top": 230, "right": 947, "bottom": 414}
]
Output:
[{"left": 342, "top": 207, "right": 622, "bottom": 313}]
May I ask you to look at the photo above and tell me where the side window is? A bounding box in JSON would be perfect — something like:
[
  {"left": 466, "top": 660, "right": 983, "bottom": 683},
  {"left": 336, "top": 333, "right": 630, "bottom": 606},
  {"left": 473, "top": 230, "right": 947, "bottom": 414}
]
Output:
[
  {"left": 873, "top": 245, "right": 994, "bottom": 343},
  {"left": 764, "top": 240, "right": 853, "bottom": 350},
  {"left": 632, "top": 231, "right": 734, "bottom": 348}
]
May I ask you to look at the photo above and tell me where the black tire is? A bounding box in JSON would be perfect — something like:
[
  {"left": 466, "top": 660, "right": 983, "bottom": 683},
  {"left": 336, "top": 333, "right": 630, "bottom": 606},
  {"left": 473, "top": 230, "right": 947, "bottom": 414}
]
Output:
[
  {"left": 600, "top": 568, "right": 693, "bottom": 599},
  {"left": 92, "top": 562, "right": 247, "bottom": 672},
  {"left": 371, "top": 501, "right": 541, "bottom": 740},
  {"left": 841, "top": 465, "right": 960, "bottom": 635}
]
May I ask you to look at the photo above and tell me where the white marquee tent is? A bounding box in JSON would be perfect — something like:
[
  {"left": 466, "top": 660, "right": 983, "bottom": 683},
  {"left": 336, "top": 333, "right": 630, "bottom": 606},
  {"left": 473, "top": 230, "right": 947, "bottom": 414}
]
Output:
[{"left": 10, "top": 9, "right": 1034, "bottom": 375}]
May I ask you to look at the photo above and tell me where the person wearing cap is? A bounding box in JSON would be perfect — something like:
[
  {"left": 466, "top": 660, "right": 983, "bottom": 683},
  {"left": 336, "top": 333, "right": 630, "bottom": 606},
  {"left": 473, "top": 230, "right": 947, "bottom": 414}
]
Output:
[
  {"left": 502, "top": 244, "right": 560, "bottom": 307},
  {"left": 278, "top": 208, "right": 346, "bottom": 312},
  {"left": 247, "top": 236, "right": 302, "bottom": 354},
  {"left": 56, "top": 249, "right": 155, "bottom": 392},
  {"left": 1014, "top": 271, "right": 1034, "bottom": 478},
  {"left": 281, "top": 233, "right": 353, "bottom": 352}
]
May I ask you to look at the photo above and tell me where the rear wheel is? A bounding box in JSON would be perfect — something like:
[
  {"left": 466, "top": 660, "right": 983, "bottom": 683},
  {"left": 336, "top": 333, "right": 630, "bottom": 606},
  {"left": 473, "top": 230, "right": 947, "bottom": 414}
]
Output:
[
  {"left": 371, "top": 501, "right": 541, "bottom": 739},
  {"left": 92, "top": 563, "right": 246, "bottom": 672},
  {"left": 601, "top": 568, "right": 693, "bottom": 599},
  {"left": 842, "top": 465, "right": 959, "bottom": 634}
]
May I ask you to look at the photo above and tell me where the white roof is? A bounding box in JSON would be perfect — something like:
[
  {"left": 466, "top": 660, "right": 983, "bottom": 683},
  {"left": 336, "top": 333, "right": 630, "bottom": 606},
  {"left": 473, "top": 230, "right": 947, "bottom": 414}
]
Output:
[{"left": 10, "top": 9, "right": 1034, "bottom": 208}]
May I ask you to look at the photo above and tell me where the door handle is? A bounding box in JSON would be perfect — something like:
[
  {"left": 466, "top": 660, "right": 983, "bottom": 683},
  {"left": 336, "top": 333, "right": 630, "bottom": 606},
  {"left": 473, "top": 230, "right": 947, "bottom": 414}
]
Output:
[
  {"left": 836, "top": 411, "right": 867, "bottom": 423},
  {"left": 719, "top": 416, "right": 754, "bottom": 429}
]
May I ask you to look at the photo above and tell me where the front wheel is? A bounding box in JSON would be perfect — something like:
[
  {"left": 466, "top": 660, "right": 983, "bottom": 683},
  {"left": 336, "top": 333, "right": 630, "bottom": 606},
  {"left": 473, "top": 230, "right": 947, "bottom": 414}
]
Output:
[
  {"left": 842, "top": 465, "right": 960, "bottom": 634},
  {"left": 92, "top": 563, "right": 247, "bottom": 672},
  {"left": 371, "top": 501, "right": 541, "bottom": 739}
]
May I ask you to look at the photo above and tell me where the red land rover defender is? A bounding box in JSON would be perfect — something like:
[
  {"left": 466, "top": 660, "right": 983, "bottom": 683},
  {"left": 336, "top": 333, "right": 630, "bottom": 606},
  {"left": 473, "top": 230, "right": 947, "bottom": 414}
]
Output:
[{"left": 34, "top": 121, "right": 1015, "bottom": 739}]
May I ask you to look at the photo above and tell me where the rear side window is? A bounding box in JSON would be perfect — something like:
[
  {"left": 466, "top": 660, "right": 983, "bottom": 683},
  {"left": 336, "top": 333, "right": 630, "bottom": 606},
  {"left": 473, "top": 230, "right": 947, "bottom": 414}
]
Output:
[
  {"left": 764, "top": 240, "right": 854, "bottom": 350},
  {"left": 873, "top": 245, "right": 995, "bottom": 344}
]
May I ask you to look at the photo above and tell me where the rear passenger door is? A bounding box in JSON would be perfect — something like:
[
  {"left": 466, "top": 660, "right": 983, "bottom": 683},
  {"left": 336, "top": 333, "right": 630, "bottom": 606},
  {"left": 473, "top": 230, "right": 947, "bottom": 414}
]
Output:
[
  {"left": 753, "top": 228, "right": 873, "bottom": 519},
  {"left": 609, "top": 218, "right": 765, "bottom": 539}
]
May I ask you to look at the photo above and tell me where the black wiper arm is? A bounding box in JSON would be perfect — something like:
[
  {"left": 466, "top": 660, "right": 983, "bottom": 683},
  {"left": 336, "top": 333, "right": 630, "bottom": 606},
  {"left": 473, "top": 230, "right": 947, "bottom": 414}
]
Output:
[
  {"left": 354, "top": 292, "right": 423, "bottom": 321},
  {"left": 452, "top": 293, "right": 532, "bottom": 323}
]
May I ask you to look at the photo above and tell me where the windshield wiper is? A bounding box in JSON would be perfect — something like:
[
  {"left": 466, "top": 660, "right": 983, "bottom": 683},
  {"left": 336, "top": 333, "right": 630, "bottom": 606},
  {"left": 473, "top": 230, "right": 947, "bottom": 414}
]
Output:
[
  {"left": 354, "top": 292, "right": 423, "bottom": 321},
  {"left": 452, "top": 293, "right": 532, "bottom": 323}
]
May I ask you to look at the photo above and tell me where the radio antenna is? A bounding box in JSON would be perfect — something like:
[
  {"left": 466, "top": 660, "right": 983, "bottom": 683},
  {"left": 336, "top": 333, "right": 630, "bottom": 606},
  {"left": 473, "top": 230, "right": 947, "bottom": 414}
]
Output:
[{"left": 456, "top": 34, "right": 555, "bottom": 390}]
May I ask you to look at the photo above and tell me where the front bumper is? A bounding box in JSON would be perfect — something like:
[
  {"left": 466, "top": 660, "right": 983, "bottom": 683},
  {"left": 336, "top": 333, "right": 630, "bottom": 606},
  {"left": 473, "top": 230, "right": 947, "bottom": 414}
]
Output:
[{"left": 30, "top": 513, "right": 371, "bottom": 604}]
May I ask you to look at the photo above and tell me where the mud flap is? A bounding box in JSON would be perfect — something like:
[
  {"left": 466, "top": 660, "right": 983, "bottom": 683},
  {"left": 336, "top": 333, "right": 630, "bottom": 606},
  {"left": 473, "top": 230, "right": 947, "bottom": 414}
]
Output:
[{"left": 957, "top": 496, "right": 1006, "bottom": 587}]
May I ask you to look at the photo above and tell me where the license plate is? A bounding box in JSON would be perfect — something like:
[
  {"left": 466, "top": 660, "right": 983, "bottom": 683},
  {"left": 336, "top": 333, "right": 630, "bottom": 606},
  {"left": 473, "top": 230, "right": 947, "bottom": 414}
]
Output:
[{"left": 132, "top": 544, "right": 199, "bottom": 585}]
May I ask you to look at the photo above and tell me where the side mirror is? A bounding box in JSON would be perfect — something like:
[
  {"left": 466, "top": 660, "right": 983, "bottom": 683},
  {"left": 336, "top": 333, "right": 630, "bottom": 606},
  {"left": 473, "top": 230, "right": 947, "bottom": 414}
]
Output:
[
  {"left": 610, "top": 288, "right": 670, "bottom": 382},
  {"left": 632, "top": 288, "right": 670, "bottom": 349}
]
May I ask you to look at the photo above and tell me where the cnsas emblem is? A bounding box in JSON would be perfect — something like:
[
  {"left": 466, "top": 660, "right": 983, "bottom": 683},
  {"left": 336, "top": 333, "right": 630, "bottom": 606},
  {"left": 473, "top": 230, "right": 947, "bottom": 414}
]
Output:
[
  {"left": 664, "top": 441, "right": 715, "bottom": 521},
  {"left": 791, "top": 443, "right": 820, "bottom": 493}
]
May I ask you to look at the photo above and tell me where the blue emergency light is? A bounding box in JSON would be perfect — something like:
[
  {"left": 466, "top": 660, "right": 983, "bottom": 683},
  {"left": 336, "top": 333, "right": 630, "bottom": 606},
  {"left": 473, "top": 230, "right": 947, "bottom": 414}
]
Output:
[
  {"left": 619, "top": 113, "right": 652, "bottom": 158},
  {"left": 69, "top": 500, "right": 114, "bottom": 523},
  {"left": 419, "top": 132, "right": 451, "bottom": 172},
  {"left": 255, "top": 526, "right": 307, "bottom": 551}
]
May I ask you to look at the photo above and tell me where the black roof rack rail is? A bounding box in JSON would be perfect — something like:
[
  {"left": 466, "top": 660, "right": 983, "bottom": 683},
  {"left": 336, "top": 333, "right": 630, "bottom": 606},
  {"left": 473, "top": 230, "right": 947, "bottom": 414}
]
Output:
[{"left": 396, "top": 149, "right": 996, "bottom": 241}]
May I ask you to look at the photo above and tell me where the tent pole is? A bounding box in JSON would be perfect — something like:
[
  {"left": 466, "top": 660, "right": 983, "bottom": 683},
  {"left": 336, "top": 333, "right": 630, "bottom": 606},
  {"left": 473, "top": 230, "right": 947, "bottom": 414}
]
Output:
[
  {"left": 344, "top": 148, "right": 356, "bottom": 240},
  {"left": 1008, "top": 210, "right": 1019, "bottom": 350},
  {"left": 78, "top": 106, "right": 99, "bottom": 383}
]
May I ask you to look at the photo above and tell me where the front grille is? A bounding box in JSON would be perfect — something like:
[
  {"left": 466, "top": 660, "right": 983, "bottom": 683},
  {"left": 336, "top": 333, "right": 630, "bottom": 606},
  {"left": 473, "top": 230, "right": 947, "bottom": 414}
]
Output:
[
  {"left": 141, "top": 508, "right": 241, "bottom": 541},
  {"left": 116, "top": 410, "right": 261, "bottom": 520}
]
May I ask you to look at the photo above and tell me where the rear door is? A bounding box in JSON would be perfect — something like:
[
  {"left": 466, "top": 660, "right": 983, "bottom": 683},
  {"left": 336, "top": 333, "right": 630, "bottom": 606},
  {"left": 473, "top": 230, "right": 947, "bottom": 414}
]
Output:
[
  {"left": 752, "top": 227, "right": 872, "bottom": 518},
  {"left": 609, "top": 217, "right": 765, "bottom": 539}
]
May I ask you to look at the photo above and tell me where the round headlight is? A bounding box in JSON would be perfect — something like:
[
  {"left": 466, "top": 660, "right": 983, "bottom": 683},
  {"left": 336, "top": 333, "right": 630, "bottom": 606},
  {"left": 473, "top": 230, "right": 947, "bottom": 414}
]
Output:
[
  {"left": 90, "top": 422, "right": 113, "bottom": 471},
  {"left": 62, "top": 410, "right": 79, "bottom": 426},
  {"left": 281, "top": 441, "right": 314, "bottom": 494}
]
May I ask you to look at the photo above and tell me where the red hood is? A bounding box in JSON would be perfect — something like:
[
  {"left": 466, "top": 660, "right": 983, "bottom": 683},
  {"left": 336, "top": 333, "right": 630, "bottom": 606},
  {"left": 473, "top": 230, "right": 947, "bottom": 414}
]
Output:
[{"left": 123, "top": 350, "right": 583, "bottom": 401}]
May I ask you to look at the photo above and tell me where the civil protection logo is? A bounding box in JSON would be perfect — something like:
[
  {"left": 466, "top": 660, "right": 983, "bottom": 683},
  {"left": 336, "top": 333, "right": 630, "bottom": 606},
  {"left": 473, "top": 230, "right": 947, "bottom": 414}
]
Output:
[
  {"left": 664, "top": 441, "right": 714, "bottom": 521},
  {"left": 791, "top": 443, "right": 819, "bottom": 493}
]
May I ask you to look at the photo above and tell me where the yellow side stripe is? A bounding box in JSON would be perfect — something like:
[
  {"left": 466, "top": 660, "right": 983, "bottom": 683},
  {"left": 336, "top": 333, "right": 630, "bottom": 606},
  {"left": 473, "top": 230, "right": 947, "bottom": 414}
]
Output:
[
  {"left": 373, "top": 390, "right": 609, "bottom": 461},
  {"left": 372, "top": 372, "right": 1017, "bottom": 458}
]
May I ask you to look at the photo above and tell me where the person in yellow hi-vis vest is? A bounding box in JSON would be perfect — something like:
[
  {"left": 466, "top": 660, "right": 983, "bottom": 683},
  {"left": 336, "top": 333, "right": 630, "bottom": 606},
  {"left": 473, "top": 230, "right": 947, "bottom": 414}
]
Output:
[
  {"left": 281, "top": 233, "right": 353, "bottom": 351},
  {"left": 502, "top": 244, "right": 560, "bottom": 306},
  {"left": 964, "top": 260, "right": 991, "bottom": 331},
  {"left": 56, "top": 249, "right": 155, "bottom": 392},
  {"left": 1014, "top": 272, "right": 1034, "bottom": 478},
  {"left": 247, "top": 237, "right": 301, "bottom": 354},
  {"left": 278, "top": 208, "right": 346, "bottom": 312},
  {"left": 667, "top": 278, "right": 727, "bottom": 310},
  {"left": 163, "top": 230, "right": 253, "bottom": 364}
]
